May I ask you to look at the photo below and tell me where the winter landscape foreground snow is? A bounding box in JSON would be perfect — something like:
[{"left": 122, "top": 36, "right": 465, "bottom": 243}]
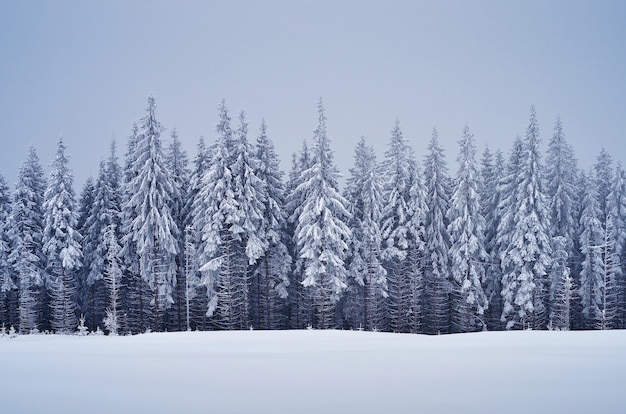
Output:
[{"left": 1, "top": 330, "right": 625, "bottom": 414}]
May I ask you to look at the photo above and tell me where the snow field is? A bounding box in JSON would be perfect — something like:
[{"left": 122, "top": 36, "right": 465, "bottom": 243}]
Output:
[{"left": 1, "top": 330, "right": 625, "bottom": 414}]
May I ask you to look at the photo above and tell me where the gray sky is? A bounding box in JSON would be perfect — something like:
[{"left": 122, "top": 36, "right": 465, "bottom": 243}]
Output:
[{"left": 1, "top": 0, "right": 625, "bottom": 189}]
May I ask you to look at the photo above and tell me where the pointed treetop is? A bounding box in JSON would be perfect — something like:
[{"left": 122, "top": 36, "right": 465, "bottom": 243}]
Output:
[
  {"left": 526, "top": 105, "right": 539, "bottom": 143},
  {"left": 146, "top": 96, "right": 157, "bottom": 116},
  {"left": 315, "top": 98, "right": 327, "bottom": 137}
]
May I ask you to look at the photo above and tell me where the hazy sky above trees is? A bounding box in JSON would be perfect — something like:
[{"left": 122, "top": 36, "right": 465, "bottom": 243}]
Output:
[{"left": 1, "top": 0, "right": 624, "bottom": 187}]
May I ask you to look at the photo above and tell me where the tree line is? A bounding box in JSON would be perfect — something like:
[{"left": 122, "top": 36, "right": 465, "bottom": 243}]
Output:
[{"left": 0, "top": 97, "right": 623, "bottom": 335}]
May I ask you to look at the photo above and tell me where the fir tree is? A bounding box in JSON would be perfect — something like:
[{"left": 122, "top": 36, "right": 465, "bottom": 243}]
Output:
[
  {"left": 293, "top": 99, "right": 351, "bottom": 329},
  {"left": 42, "top": 138, "right": 82, "bottom": 333},
  {"left": 9, "top": 147, "right": 46, "bottom": 333},
  {"left": 545, "top": 117, "right": 578, "bottom": 242},
  {"left": 0, "top": 174, "right": 16, "bottom": 328},
  {"left": 578, "top": 172, "right": 604, "bottom": 329},
  {"left": 164, "top": 128, "right": 190, "bottom": 331},
  {"left": 102, "top": 223, "right": 123, "bottom": 335},
  {"left": 253, "top": 120, "right": 291, "bottom": 330},
  {"left": 125, "top": 97, "right": 179, "bottom": 331},
  {"left": 480, "top": 147, "right": 504, "bottom": 330},
  {"left": 594, "top": 149, "right": 613, "bottom": 220},
  {"left": 345, "top": 137, "right": 387, "bottom": 331},
  {"left": 448, "top": 125, "right": 488, "bottom": 332},
  {"left": 194, "top": 101, "right": 237, "bottom": 328},
  {"left": 285, "top": 142, "right": 314, "bottom": 329},
  {"left": 607, "top": 164, "right": 626, "bottom": 328},
  {"left": 196, "top": 103, "right": 266, "bottom": 330},
  {"left": 549, "top": 236, "right": 575, "bottom": 330},
  {"left": 500, "top": 107, "right": 552, "bottom": 330},
  {"left": 380, "top": 120, "right": 415, "bottom": 333},
  {"left": 120, "top": 123, "right": 149, "bottom": 333},
  {"left": 545, "top": 117, "right": 578, "bottom": 329},
  {"left": 423, "top": 128, "right": 452, "bottom": 334},
  {"left": 406, "top": 162, "right": 428, "bottom": 333},
  {"left": 183, "top": 136, "right": 210, "bottom": 330},
  {"left": 76, "top": 177, "right": 95, "bottom": 326},
  {"left": 81, "top": 142, "right": 123, "bottom": 331}
]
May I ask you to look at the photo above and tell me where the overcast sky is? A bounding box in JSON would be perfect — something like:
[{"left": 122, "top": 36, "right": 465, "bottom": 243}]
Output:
[{"left": 1, "top": 0, "right": 625, "bottom": 189}]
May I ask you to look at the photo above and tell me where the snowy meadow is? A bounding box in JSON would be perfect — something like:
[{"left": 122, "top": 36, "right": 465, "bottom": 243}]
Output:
[{"left": 1, "top": 330, "right": 625, "bottom": 414}]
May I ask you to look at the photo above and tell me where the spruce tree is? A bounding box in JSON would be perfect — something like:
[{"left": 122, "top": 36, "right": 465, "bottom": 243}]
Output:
[
  {"left": 253, "top": 120, "right": 291, "bottom": 329},
  {"left": 42, "top": 138, "right": 82, "bottom": 333},
  {"left": 549, "top": 236, "right": 575, "bottom": 330},
  {"left": 500, "top": 107, "right": 552, "bottom": 330},
  {"left": 607, "top": 164, "right": 626, "bottom": 328},
  {"left": 545, "top": 117, "right": 578, "bottom": 329},
  {"left": 345, "top": 137, "right": 387, "bottom": 331},
  {"left": 76, "top": 177, "right": 95, "bottom": 326},
  {"left": 196, "top": 103, "right": 266, "bottom": 330},
  {"left": 423, "top": 128, "right": 452, "bottom": 334},
  {"left": 480, "top": 147, "right": 504, "bottom": 330},
  {"left": 125, "top": 97, "right": 179, "bottom": 331},
  {"left": 9, "top": 147, "right": 46, "bottom": 333},
  {"left": 0, "top": 174, "right": 16, "bottom": 328},
  {"left": 164, "top": 129, "right": 190, "bottom": 331},
  {"left": 579, "top": 172, "right": 604, "bottom": 329},
  {"left": 448, "top": 125, "right": 488, "bottom": 332},
  {"left": 81, "top": 142, "right": 123, "bottom": 331},
  {"left": 102, "top": 223, "right": 123, "bottom": 335},
  {"left": 285, "top": 142, "right": 314, "bottom": 328},
  {"left": 293, "top": 99, "right": 351, "bottom": 329},
  {"left": 120, "top": 124, "right": 149, "bottom": 333},
  {"left": 380, "top": 120, "right": 415, "bottom": 333},
  {"left": 184, "top": 137, "right": 210, "bottom": 330}
]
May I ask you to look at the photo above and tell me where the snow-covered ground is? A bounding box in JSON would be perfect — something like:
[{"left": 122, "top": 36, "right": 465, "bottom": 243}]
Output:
[{"left": 1, "top": 330, "right": 625, "bottom": 414}]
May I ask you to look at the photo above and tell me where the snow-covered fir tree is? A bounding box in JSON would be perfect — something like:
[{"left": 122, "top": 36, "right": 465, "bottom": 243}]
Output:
[
  {"left": 423, "top": 128, "right": 452, "bottom": 334},
  {"left": 344, "top": 136, "right": 387, "bottom": 331},
  {"left": 292, "top": 99, "right": 351, "bottom": 329},
  {"left": 102, "top": 223, "right": 123, "bottom": 335},
  {"left": 228, "top": 110, "right": 267, "bottom": 328},
  {"left": 447, "top": 125, "right": 488, "bottom": 332},
  {"left": 125, "top": 97, "right": 179, "bottom": 331},
  {"left": 285, "top": 141, "right": 314, "bottom": 328},
  {"left": 594, "top": 149, "right": 613, "bottom": 220},
  {"left": 81, "top": 164, "right": 109, "bottom": 331},
  {"left": 196, "top": 103, "right": 266, "bottom": 330},
  {"left": 81, "top": 142, "right": 123, "bottom": 331},
  {"left": 405, "top": 161, "right": 428, "bottom": 333},
  {"left": 42, "top": 137, "right": 82, "bottom": 333},
  {"left": 183, "top": 136, "right": 210, "bottom": 330},
  {"left": 75, "top": 177, "right": 94, "bottom": 322},
  {"left": 9, "top": 147, "right": 46, "bottom": 333},
  {"left": 194, "top": 101, "right": 237, "bottom": 328},
  {"left": 578, "top": 170, "right": 620, "bottom": 330},
  {"left": 0, "top": 173, "right": 16, "bottom": 328},
  {"left": 164, "top": 128, "right": 190, "bottom": 331},
  {"left": 544, "top": 117, "right": 579, "bottom": 329},
  {"left": 598, "top": 211, "right": 620, "bottom": 329},
  {"left": 500, "top": 107, "right": 552, "bottom": 330},
  {"left": 578, "top": 172, "right": 604, "bottom": 329},
  {"left": 545, "top": 117, "right": 579, "bottom": 243},
  {"left": 380, "top": 120, "right": 417, "bottom": 333},
  {"left": 252, "top": 120, "right": 291, "bottom": 330},
  {"left": 549, "top": 236, "right": 575, "bottom": 330},
  {"left": 120, "top": 123, "right": 150, "bottom": 333},
  {"left": 606, "top": 164, "right": 626, "bottom": 328},
  {"left": 480, "top": 147, "right": 504, "bottom": 330}
]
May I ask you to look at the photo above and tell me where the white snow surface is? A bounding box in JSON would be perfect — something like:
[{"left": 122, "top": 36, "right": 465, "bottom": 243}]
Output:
[{"left": 1, "top": 330, "right": 625, "bottom": 413}]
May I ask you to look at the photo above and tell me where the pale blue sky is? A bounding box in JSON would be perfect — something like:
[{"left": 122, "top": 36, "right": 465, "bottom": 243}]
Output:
[{"left": 1, "top": 0, "right": 625, "bottom": 188}]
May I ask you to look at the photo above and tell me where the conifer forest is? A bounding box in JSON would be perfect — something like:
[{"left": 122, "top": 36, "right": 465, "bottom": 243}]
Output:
[{"left": 2, "top": 96, "right": 624, "bottom": 336}]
